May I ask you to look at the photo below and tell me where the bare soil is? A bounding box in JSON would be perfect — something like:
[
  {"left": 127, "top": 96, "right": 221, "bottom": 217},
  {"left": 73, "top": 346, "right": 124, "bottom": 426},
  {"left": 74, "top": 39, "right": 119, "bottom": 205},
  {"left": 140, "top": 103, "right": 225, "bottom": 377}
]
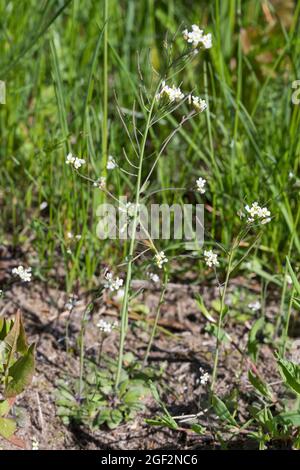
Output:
[{"left": 0, "top": 247, "right": 298, "bottom": 450}]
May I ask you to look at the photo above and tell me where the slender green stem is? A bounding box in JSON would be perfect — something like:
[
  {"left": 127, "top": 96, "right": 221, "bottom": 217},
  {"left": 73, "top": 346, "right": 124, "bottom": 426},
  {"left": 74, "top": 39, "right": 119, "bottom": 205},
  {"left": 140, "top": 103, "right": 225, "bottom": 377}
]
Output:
[
  {"left": 281, "top": 287, "right": 295, "bottom": 356},
  {"left": 78, "top": 303, "right": 93, "bottom": 399},
  {"left": 102, "top": 0, "right": 108, "bottom": 176},
  {"left": 115, "top": 91, "right": 158, "bottom": 388},
  {"left": 143, "top": 271, "right": 168, "bottom": 367},
  {"left": 210, "top": 247, "right": 235, "bottom": 395}
]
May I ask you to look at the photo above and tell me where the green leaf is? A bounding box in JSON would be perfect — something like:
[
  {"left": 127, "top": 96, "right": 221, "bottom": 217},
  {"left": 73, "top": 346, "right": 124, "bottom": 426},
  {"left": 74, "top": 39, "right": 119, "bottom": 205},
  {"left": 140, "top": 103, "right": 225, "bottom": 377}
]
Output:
[
  {"left": 191, "top": 423, "right": 206, "bottom": 435},
  {"left": 0, "top": 417, "right": 17, "bottom": 439},
  {"left": 212, "top": 394, "right": 238, "bottom": 427},
  {"left": 286, "top": 257, "right": 300, "bottom": 296},
  {"left": 0, "top": 319, "right": 12, "bottom": 341},
  {"left": 4, "top": 312, "right": 21, "bottom": 366},
  {"left": 107, "top": 409, "right": 123, "bottom": 429},
  {"left": 275, "top": 353, "right": 300, "bottom": 395},
  {"left": 5, "top": 344, "right": 35, "bottom": 398},
  {"left": 248, "top": 370, "right": 274, "bottom": 401},
  {"left": 0, "top": 400, "right": 10, "bottom": 417},
  {"left": 248, "top": 317, "right": 264, "bottom": 362},
  {"left": 123, "top": 382, "right": 149, "bottom": 406},
  {"left": 16, "top": 314, "right": 28, "bottom": 354},
  {"left": 145, "top": 415, "right": 178, "bottom": 430},
  {"left": 205, "top": 323, "right": 232, "bottom": 343},
  {"left": 276, "top": 412, "right": 300, "bottom": 427},
  {"left": 195, "top": 295, "right": 216, "bottom": 323}
]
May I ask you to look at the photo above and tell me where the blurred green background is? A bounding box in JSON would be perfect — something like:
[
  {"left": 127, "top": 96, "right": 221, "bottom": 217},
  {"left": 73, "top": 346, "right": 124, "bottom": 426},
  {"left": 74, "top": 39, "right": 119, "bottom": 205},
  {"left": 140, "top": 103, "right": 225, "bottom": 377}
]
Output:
[{"left": 0, "top": 0, "right": 299, "bottom": 289}]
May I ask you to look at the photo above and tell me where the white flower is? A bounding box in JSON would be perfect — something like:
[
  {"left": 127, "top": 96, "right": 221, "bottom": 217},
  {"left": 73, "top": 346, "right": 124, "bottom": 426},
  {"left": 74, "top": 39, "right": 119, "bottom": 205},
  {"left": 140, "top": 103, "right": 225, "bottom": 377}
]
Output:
[
  {"left": 104, "top": 272, "right": 124, "bottom": 291},
  {"left": 73, "top": 157, "right": 86, "bottom": 169},
  {"left": 248, "top": 300, "right": 261, "bottom": 312},
  {"left": 107, "top": 155, "right": 117, "bottom": 170},
  {"left": 188, "top": 95, "right": 207, "bottom": 112},
  {"left": 65, "top": 295, "right": 78, "bottom": 311},
  {"left": 66, "top": 153, "right": 75, "bottom": 165},
  {"left": 199, "top": 367, "right": 210, "bottom": 386},
  {"left": 12, "top": 265, "right": 32, "bottom": 282},
  {"left": 289, "top": 172, "right": 294, "bottom": 180},
  {"left": 204, "top": 250, "right": 219, "bottom": 268},
  {"left": 201, "top": 33, "right": 212, "bottom": 49},
  {"left": 154, "top": 251, "right": 168, "bottom": 269},
  {"left": 39, "top": 201, "right": 48, "bottom": 211},
  {"left": 93, "top": 177, "right": 106, "bottom": 189},
  {"left": 0, "top": 290, "right": 3, "bottom": 297},
  {"left": 196, "top": 177, "right": 207, "bottom": 194},
  {"left": 245, "top": 202, "right": 271, "bottom": 224},
  {"left": 156, "top": 81, "right": 184, "bottom": 104},
  {"left": 31, "top": 436, "right": 39, "bottom": 450},
  {"left": 67, "top": 231, "right": 73, "bottom": 239},
  {"left": 113, "top": 288, "right": 125, "bottom": 302},
  {"left": 286, "top": 274, "right": 292, "bottom": 285},
  {"left": 149, "top": 272, "right": 160, "bottom": 283},
  {"left": 183, "top": 25, "right": 212, "bottom": 50},
  {"left": 97, "top": 318, "right": 118, "bottom": 334},
  {"left": 66, "top": 153, "right": 85, "bottom": 169}
]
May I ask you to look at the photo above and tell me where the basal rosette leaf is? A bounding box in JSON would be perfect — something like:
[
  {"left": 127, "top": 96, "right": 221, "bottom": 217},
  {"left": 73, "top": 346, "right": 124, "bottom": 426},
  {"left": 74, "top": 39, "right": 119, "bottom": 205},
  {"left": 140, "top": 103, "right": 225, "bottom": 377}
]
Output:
[{"left": 4, "top": 343, "right": 35, "bottom": 398}]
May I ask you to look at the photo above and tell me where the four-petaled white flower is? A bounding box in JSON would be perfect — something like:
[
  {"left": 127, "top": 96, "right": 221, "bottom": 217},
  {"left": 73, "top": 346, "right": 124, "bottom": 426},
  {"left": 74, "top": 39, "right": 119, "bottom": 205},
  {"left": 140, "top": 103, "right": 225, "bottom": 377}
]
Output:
[
  {"left": 66, "top": 153, "right": 86, "bottom": 169},
  {"left": 245, "top": 202, "right": 271, "bottom": 225},
  {"left": 156, "top": 81, "right": 184, "bottom": 104},
  {"left": 107, "top": 155, "right": 117, "bottom": 170},
  {"left": 97, "top": 318, "right": 118, "bottom": 334},
  {"left": 149, "top": 272, "right": 160, "bottom": 283},
  {"left": 183, "top": 25, "right": 212, "bottom": 50},
  {"left": 204, "top": 250, "right": 219, "bottom": 268},
  {"left": 196, "top": 177, "right": 207, "bottom": 194},
  {"left": 104, "top": 272, "right": 124, "bottom": 291},
  {"left": 188, "top": 95, "right": 207, "bottom": 112},
  {"left": 155, "top": 251, "right": 168, "bottom": 269},
  {"left": 12, "top": 265, "right": 32, "bottom": 282}
]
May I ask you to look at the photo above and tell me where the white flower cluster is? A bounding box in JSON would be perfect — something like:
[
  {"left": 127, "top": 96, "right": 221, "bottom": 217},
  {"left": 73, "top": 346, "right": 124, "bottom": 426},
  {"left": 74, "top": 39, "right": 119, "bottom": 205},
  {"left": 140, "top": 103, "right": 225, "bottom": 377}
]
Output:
[
  {"left": 155, "top": 251, "right": 168, "bottom": 269},
  {"left": 199, "top": 367, "right": 210, "bottom": 386},
  {"left": 204, "top": 250, "right": 219, "bottom": 268},
  {"left": 107, "top": 155, "right": 117, "bottom": 170},
  {"left": 188, "top": 95, "right": 207, "bottom": 112},
  {"left": 12, "top": 265, "right": 32, "bottom": 282},
  {"left": 183, "top": 25, "right": 212, "bottom": 49},
  {"left": 196, "top": 177, "right": 207, "bottom": 194},
  {"left": 93, "top": 176, "right": 106, "bottom": 189},
  {"left": 156, "top": 81, "right": 184, "bottom": 104},
  {"left": 104, "top": 272, "right": 124, "bottom": 291},
  {"left": 156, "top": 82, "right": 207, "bottom": 113},
  {"left": 97, "top": 318, "right": 118, "bottom": 334},
  {"left": 66, "top": 153, "right": 86, "bottom": 169},
  {"left": 245, "top": 202, "right": 271, "bottom": 224}
]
